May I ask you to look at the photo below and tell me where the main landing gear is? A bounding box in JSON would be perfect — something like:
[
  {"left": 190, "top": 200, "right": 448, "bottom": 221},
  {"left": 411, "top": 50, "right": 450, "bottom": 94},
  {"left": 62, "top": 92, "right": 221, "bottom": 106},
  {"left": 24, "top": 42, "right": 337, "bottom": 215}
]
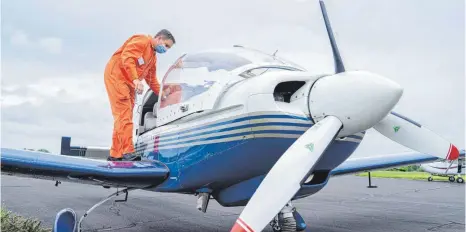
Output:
[
  {"left": 53, "top": 187, "right": 136, "bottom": 232},
  {"left": 448, "top": 176, "right": 464, "bottom": 183},
  {"left": 269, "top": 202, "right": 307, "bottom": 232},
  {"left": 427, "top": 175, "right": 464, "bottom": 183}
]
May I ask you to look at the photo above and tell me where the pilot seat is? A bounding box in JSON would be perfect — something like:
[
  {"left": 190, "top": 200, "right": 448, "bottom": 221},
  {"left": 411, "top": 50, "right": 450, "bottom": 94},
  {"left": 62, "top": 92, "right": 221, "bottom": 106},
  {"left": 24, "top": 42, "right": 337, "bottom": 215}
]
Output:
[{"left": 139, "top": 90, "right": 159, "bottom": 133}]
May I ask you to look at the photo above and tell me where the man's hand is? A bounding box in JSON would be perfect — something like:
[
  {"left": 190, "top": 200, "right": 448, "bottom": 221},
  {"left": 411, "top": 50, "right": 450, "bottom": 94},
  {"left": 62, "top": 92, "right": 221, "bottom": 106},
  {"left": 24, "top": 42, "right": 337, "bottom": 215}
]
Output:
[
  {"left": 174, "top": 59, "right": 183, "bottom": 69},
  {"left": 133, "top": 79, "right": 144, "bottom": 94}
]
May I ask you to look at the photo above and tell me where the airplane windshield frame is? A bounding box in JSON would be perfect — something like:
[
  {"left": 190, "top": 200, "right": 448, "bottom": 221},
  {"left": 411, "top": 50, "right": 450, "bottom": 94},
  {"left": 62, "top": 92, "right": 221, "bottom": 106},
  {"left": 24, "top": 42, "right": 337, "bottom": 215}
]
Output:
[
  {"left": 157, "top": 49, "right": 305, "bottom": 115},
  {"left": 238, "top": 65, "right": 302, "bottom": 78},
  {"left": 179, "top": 51, "right": 253, "bottom": 72}
]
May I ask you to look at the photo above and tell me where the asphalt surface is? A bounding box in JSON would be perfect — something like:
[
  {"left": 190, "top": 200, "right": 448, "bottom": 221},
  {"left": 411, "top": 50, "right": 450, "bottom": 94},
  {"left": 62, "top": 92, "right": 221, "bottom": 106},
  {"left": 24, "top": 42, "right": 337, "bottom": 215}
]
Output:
[{"left": 1, "top": 174, "right": 464, "bottom": 232}]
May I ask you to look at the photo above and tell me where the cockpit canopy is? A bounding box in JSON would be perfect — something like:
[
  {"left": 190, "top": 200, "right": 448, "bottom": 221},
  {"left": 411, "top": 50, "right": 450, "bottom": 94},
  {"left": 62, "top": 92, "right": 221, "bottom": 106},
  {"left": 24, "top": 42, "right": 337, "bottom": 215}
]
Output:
[
  {"left": 139, "top": 46, "right": 306, "bottom": 130},
  {"left": 159, "top": 46, "right": 304, "bottom": 106},
  {"left": 171, "top": 46, "right": 305, "bottom": 74},
  {"left": 180, "top": 51, "right": 252, "bottom": 72}
]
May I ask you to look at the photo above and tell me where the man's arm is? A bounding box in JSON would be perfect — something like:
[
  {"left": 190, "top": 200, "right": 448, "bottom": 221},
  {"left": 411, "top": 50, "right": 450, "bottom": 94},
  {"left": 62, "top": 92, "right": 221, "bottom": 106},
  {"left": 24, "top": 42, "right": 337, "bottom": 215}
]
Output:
[
  {"left": 121, "top": 35, "right": 149, "bottom": 80},
  {"left": 145, "top": 66, "right": 161, "bottom": 96}
]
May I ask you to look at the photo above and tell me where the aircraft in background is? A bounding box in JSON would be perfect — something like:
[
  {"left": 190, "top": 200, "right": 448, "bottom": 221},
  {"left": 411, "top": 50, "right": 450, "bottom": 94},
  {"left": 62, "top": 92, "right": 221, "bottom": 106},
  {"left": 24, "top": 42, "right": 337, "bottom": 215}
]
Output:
[
  {"left": 1, "top": 1, "right": 463, "bottom": 232},
  {"left": 420, "top": 155, "right": 465, "bottom": 183}
]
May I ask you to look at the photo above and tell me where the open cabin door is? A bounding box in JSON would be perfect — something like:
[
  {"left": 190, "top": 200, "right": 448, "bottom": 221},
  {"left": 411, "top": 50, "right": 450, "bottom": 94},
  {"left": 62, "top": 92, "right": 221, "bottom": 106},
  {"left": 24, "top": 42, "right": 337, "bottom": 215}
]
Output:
[
  {"left": 135, "top": 89, "right": 159, "bottom": 136},
  {"left": 155, "top": 52, "right": 250, "bottom": 126}
]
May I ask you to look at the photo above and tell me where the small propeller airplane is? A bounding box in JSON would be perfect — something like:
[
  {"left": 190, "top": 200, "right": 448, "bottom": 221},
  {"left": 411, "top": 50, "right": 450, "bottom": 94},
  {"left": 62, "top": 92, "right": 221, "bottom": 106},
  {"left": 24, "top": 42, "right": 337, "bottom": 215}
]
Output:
[
  {"left": 420, "top": 155, "right": 465, "bottom": 183},
  {"left": 1, "top": 1, "right": 463, "bottom": 232}
]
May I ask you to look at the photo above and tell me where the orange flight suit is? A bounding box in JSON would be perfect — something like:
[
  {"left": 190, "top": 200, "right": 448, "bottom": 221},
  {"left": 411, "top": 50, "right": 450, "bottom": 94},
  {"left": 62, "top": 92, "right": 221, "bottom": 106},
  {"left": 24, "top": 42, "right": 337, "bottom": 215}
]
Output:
[{"left": 104, "top": 34, "right": 160, "bottom": 158}]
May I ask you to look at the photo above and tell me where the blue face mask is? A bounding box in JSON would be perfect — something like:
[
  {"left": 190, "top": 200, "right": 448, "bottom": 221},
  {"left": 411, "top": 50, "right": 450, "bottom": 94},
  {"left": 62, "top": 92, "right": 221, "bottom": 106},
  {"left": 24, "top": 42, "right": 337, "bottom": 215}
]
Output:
[{"left": 155, "top": 45, "right": 167, "bottom": 54}]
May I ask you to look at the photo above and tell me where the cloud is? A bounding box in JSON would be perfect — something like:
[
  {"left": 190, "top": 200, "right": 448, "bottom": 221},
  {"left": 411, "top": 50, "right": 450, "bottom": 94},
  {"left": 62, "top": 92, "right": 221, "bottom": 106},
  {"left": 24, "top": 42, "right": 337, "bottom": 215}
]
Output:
[
  {"left": 1, "top": 74, "right": 114, "bottom": 153},
  {"left": 1, "top": 0, "right": 464, "bottom": 157},
  {"left": 7, "top": 29, "right": 63, "bottom": 54},
  {"left": 1, "top": 95, "right": 42, "bottom": 107},
  {"left": 1, "top": 64, "right": 109, "bottom": 108},
  {"left": 10, "top": 30, "right": 29, "bottom": 46},
  {"left": 39, "top": 37, "right": 63, "bottom": 54}
]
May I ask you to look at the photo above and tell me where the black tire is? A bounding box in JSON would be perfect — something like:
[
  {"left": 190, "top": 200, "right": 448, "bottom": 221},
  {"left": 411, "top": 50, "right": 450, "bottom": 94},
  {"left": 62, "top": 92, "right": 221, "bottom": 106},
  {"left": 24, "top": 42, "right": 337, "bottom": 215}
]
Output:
[
  {"left": 280, "top": 217, "right": 297, "bottom": 232},
  {"left": 272, "top": 217, "right": 297, "bottom": 232}
]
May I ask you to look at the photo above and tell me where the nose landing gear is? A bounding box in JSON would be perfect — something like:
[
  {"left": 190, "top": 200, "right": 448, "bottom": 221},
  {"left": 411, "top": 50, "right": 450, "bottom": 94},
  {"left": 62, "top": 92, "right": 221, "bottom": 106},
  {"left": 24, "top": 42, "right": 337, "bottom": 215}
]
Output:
[{"left": 270, "top": 202, "right": 307, "bottom": 232}]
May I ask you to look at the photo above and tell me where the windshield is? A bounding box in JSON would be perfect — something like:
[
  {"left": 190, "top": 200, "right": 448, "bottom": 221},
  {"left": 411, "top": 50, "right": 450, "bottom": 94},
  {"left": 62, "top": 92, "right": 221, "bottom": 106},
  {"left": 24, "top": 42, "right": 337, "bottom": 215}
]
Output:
[
  {"left": 232, "top": 45, "right": 306, "bottom": 70},
  {"left": 158, "top": 48, "right": 304, "bottom": 109},
  {"left": 159, "top": 52, "right": 242, "bottom": 109},
  {"left": 181, "top": 52, "right": 252, "bottom": 72}
]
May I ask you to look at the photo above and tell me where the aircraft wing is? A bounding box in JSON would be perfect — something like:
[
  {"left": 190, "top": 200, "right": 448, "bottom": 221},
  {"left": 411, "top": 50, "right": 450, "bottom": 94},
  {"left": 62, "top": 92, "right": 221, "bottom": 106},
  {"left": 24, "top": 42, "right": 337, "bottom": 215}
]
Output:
[
  {"left": 1, "top": 148, "right": 170, "bottom": 189},
  {"left": 330, "top": 149, "right": 465, "bottom": 176}
]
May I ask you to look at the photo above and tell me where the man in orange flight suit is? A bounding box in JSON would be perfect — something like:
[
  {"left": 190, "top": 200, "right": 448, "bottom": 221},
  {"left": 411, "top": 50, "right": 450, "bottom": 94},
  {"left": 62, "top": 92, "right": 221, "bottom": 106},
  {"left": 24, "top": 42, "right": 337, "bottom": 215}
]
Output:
[{"left": 104, "top": 29, "right": 176, "bottom": 161}]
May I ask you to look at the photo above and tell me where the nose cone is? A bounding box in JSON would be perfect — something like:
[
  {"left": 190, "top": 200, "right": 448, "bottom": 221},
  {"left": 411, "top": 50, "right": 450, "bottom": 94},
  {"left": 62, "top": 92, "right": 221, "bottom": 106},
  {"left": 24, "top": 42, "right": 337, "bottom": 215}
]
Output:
[{"left": 308, "top": 70, "right": 403, "bottom": 137}]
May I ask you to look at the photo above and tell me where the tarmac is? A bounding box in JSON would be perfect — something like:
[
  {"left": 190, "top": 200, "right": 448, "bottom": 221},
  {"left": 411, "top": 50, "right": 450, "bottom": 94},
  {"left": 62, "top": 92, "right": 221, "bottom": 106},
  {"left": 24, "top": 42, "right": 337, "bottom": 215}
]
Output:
[{"left": 1, "top": 174, "right": 464, "bottom": 232}]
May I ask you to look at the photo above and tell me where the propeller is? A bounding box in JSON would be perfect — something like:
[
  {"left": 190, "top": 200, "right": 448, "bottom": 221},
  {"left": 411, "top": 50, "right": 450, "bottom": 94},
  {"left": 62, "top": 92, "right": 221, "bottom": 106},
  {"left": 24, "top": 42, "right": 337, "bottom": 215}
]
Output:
[
  {"left": 373, "top": 112, "right": 460, "bottom": 161},
  {"left": 230, "top": 1, "right": 460, "bottom": 231},
  {"left": 231, "top": 116, "right": 343, "bottom": 232},
  {"left": 319, "top": 0, "right": 345, "bottom": 74}
]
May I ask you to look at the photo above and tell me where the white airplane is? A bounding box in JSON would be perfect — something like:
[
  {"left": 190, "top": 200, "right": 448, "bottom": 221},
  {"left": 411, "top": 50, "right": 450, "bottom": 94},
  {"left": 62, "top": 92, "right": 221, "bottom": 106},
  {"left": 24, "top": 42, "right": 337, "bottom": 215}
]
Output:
[
  {"left": 1, "top": 1, "right": 463, "bottom": 232},
  {"left": 420, "top": 156, "right": 465, "bottom": 183}
]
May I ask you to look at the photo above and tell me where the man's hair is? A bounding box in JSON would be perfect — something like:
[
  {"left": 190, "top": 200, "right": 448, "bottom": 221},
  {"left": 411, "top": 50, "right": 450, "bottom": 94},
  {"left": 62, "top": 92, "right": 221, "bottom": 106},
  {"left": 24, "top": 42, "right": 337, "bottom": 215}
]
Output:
[{"left": 155, "top": 29, "right": 176, "bottom": 44}]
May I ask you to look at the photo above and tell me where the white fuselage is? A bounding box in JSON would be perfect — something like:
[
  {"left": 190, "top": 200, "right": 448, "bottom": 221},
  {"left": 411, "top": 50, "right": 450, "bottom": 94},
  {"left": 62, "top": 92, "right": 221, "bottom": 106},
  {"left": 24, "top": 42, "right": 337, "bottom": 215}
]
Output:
[{"left": 421, "top": 161, "right": 465, "bottom": 175}]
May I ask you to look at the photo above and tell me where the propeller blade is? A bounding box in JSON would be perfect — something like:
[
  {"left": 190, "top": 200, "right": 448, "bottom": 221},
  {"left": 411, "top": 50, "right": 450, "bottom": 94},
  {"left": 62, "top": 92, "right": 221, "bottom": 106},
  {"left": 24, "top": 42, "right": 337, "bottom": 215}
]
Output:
[
  {"left": 373, "top": 111, "right": 460, "bottom": 161},
  {"left": 319, "top": 0, "right": 345, "bottom": 73},
  {"left": 231, "top": 116, "right": 343, "bottom": 232}
]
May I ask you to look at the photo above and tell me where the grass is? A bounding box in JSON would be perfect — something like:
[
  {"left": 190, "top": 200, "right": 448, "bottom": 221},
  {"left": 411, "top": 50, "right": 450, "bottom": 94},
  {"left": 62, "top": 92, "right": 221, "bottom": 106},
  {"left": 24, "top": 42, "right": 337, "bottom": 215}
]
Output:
[
  {"left": 1, "top": 206, "right": 51, "bottom": 232},
  {"left": 356, "top": 171, "right": 465, "bottom": 181}
]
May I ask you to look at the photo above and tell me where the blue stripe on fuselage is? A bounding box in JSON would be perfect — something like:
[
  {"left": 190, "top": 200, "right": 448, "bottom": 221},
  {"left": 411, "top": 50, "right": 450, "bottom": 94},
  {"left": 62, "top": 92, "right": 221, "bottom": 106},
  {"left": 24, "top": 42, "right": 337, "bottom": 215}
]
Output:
[
  {"left": 157, "top": 121, "right": 312, "bottom": 143},
  {"left": 138, "top": 113, "right": 365, "bottom": 192},
  {"left": 151, "top": 136, "right": 362, "bottom": 192},
  {"left": 156, "top": 130, "right": 306, "bottom": 148},
  {"left": 157, "top": 114, "right": 311, "bottom": 138}
]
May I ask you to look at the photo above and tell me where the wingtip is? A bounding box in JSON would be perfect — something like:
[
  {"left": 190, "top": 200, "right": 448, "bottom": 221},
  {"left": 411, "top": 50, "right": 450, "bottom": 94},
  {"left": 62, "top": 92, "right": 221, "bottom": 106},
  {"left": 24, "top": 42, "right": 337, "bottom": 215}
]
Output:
[{"left": 446, "top": 144, "right": 460, "bottom": 160}]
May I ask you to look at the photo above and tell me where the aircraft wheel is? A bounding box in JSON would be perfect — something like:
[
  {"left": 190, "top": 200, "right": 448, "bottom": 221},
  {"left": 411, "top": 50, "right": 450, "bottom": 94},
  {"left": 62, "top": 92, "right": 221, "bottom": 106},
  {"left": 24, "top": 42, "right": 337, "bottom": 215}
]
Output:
[
  {"left": 272, "top": 217, "right": 297, "bottom": 232},
  {"left": 449, "top": 176, "right": 455, "bottom": 182},
  {"left": 53, "top": 208, "right": 77, "bottom": 232},
  {"left": 456, "top": 177, "right": 464, "bottom": 183},
  {"left": 427, "top": 176, "right": 433, "bottom": 182}
]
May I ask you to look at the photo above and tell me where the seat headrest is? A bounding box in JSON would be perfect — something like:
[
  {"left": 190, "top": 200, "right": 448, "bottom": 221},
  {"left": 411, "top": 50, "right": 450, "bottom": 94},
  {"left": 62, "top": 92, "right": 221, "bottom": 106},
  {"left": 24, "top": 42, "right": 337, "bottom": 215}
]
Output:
[{"left": 153, "top": 103, "right": 158, "bottom": 117}]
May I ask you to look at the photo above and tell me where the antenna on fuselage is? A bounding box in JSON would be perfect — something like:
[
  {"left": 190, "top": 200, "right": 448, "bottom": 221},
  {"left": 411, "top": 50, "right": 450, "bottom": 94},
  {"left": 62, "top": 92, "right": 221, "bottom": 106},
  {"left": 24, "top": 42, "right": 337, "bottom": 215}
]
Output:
[{"left": 319, "top": 0, "right": 345, "bottom": 74}]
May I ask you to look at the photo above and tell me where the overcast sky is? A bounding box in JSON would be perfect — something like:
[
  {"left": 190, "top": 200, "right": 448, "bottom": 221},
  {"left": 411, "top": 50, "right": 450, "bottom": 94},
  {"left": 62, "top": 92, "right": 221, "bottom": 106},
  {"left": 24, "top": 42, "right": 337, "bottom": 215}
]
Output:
[{"left": 1, "top": 0, "right": 464, "bottom": 158}]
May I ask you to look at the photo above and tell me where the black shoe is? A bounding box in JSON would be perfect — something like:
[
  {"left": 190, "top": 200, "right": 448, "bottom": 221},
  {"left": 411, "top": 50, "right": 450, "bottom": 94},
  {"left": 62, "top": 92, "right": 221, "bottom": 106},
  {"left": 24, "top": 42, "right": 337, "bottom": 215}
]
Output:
[
  {"left": 121, "top": 153, "right": 142, "bottom": 161},
  {"left": 107, "top": 156, "right": 122, "bottom": 161}
]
